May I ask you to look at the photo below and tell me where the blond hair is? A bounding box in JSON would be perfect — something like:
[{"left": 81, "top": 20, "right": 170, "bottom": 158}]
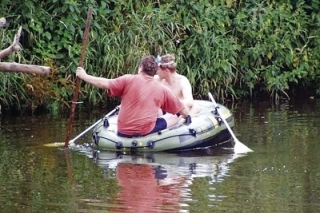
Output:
[{"left": 159, "top": 54, "right": 177, "bottom": 72}]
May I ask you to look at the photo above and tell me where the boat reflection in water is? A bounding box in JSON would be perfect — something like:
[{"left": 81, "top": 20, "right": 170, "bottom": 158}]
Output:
[{"left": 92, "top": 147, "right": 244, "bottom": 213}]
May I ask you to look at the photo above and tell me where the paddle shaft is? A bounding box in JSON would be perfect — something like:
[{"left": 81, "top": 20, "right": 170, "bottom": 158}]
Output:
[
  {"left": 69, "top": 119, "right": 102, "bottom": 145},
  {"left": 65, "top": 7, "right": 93, "bottom": 147},
  {"left": 208, "top": 93, "right": 239, "bottom": 142},
  {"left": 69, "top": 107, "right": 119, "bottom": 145}
]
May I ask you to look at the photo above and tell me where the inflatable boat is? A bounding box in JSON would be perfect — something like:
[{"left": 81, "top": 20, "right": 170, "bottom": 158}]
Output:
[{"left": 92, "top": 100, "right": 234, "bottom": 152}]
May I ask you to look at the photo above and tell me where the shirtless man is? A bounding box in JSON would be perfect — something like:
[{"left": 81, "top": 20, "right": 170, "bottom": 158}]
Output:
[{"left": 154, "top": 54, "right": 199, "bottom": 115}]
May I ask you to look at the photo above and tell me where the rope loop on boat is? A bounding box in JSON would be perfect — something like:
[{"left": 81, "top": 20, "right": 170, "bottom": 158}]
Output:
[
  {"left": 189, "top": 129, "right": 197, "bottom": 136},
  {"left": 215, "top": 117, "right": 222, "bottom": 126},
  {"left": 214, "top": 106, "right": 220, "bottom": 115},
  {"left": 92, "top": 132, "right": 99, "bottom": 145},
  {"left": 115, "top": 142, "right": 123, "bottom": 150},
  {"left": 147, "top": 140, "right": 155, "bottom": 149},
  {"left": 131, "top": 140, "right": 138, "bottom": 147}
]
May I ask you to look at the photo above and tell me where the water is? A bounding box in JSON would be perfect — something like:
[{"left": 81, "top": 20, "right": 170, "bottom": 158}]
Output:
[{"left": 0, "top": 99, "right": 320, "bottom": 213}]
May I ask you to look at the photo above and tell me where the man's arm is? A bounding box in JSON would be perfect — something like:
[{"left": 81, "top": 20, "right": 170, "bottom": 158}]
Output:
[
  {"left": 178, "top": 105, "right": 189, "bottom": 118},
  {"left": 76, "top": 67, "right": 111, "bottom": 89},
  {"left": 180, "top": 77, "right": 194, "bottom": 108},
  {"left": 178, "top": 105, "right": 192, "bottom": 125}
]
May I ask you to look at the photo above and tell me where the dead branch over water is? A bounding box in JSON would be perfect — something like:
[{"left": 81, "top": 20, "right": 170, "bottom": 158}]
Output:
[{"left": 0, "top": 17, "right": 50, "bottom": 75}]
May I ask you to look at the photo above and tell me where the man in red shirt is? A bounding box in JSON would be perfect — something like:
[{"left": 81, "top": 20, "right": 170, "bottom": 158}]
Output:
[{"left": 76, "top": 55, "right": 190, "bottom": 137}]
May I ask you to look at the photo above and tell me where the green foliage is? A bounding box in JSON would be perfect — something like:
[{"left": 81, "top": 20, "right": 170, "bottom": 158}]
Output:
[
  {"left": 233, "top": 0, "right": 314, "bottom": 102},
  {"left": 0, "top": 73, "right": 29, "bottom": 110},
  {"left": 1, "top": 0, "right": 320, "bottom": 111}
]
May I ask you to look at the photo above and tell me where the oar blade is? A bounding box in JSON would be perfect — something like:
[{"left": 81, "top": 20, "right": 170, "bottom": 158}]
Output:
[
  {"left": 43, "top": 142, "right": 68, "bottom": 147},
  {"left": 208, "top": 92, "right": 253, "bottom": 154},
  {"left": 233, "top": 138, "right": 253, "bottom": 154},
  {"left": 43, "top": 141, "right": 76, "bottom": 147}
]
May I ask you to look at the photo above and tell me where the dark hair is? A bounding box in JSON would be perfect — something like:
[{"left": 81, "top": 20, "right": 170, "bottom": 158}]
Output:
[{"left": 140, "top": 56, "right": 158, "bottom": 76}]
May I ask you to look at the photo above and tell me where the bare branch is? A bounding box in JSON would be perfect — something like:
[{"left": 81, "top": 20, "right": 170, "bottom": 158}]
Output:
[
  {"left": 0, "top": 62, "right": 50, "bottom": 75},
  {"left": 0, "top": 19, "right": 50, "bottom": 75},
  {"left": 0, "top": 26, "right": 22, "bottom": 59}
]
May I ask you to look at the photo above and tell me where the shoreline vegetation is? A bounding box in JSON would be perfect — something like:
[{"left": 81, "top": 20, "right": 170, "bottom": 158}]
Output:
[{"left": 0, "top": 0, "right": 319, "bottom": 115}]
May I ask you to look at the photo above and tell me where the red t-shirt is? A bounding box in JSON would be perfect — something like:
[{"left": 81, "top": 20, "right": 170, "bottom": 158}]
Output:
[{"left": 108, "top": 74, "right": 183, "bottom": 135}]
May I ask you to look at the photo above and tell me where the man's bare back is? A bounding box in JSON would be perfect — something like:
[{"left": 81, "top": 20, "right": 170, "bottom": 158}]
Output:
[
  {"left": 155, "top": 74, "right": 186, "bottom": 100},
  {"left": 155, "top": 73, "right": 199, "bottom": 114}
]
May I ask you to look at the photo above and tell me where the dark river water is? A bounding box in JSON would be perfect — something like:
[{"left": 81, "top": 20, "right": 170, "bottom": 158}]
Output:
[{"left": 0, "top": 98, "right": 320, "bottom": 213}]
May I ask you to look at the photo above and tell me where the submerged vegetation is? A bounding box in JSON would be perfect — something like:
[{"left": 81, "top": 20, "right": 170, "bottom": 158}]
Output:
[{"left": 0, "top": 0, "right": 320, "bottom": 113}]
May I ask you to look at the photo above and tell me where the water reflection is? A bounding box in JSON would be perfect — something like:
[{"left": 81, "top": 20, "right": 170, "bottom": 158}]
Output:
[
  {"left": 1, "top": 99, "right": 320, "bottom": 212},
  {"left": 93, "top": 148, "right": 244, "bottom": 213}
]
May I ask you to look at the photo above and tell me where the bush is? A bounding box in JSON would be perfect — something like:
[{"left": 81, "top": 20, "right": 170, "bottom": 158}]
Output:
[{"left": 0, "top": 0, "right": 320, "bottom": 112}]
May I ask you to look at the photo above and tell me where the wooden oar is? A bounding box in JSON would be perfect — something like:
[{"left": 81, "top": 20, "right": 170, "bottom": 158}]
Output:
[
  {"left": 208, "top": 92, "right": 253, "bottom": 154},
  {"left": 64, "top": 7, "right": 93, "bottom": 148}
]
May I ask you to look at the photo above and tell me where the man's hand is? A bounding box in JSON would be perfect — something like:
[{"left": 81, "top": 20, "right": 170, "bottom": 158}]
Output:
[
  {"left": 179, "top": 105, "right": 190, "bottom": 119},
  {"left": 76, "top": 67, "right": 87, "bottom": 79}
]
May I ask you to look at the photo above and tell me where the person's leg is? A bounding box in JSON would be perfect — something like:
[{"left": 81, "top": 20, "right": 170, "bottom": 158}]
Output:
[
  {"left": 148, "top": 117, "right": 167, "bottom": 134},
  {"left": 148, "top": 114, "right": 180, "bottom": 135},
  {"left": 162, "top": 113, "right": 180, "bottom": 128},
  {"left": 158, "top": 109, "right": 165, "bottom": 116}
]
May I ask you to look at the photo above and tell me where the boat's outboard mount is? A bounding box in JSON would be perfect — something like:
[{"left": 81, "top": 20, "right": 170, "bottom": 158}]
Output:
[{"left": 189, "top": 128, "right": 197, "bottom": 137}]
